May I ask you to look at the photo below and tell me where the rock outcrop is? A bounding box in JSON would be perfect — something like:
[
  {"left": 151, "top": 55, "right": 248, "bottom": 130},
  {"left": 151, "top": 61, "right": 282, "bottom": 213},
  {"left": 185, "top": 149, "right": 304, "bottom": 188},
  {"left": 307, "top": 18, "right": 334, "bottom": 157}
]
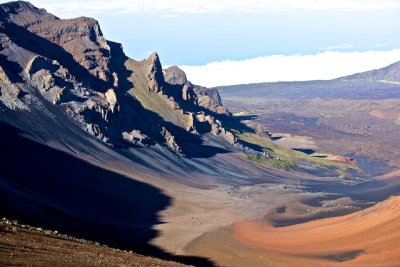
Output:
[
  {"left": 162, "top": 65, "right": 236, "bottom": 143},
  {"left": 104, "top": 88, "right": 118, "bottom": 112},
  {"left": 0, "top": 65, "right": 25, "bottom": 110},
  {"left": 193, "top": 85, "right": 230, "bottom": 114},
  {"left": 0, "top": 65, "right": 10, "bottom": 84},
  {"left": 122, "top": 129, "right": 148, "bottom": 145},
  {"left": 1, "top": 1, "right": 112, "bottom": 83},
  {"left": 163, "top": 65, "right": 230, "bottom": 114}
]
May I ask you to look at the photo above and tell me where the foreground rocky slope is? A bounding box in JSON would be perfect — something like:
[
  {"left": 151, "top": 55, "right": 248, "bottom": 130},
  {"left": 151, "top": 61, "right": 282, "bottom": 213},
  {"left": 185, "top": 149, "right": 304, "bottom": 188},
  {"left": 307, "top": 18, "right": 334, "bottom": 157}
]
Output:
[{"left": 0, "top": 218, "right": 190, "bottom": 267}]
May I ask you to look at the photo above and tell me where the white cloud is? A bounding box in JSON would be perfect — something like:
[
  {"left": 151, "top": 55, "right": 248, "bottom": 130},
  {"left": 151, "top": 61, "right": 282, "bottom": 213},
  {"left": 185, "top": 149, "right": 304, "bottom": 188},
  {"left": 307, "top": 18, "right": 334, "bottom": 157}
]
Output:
[
  {"left": 24, "top": 0, "right": 400, "bottom": 17},
  {"left": 375, "top": 43, "right": 386, "bottom": 48},
  {"left": 179, "top": 49, "right": 400, "bottom": 87},
  {"left": 321, "top": 43, "right": 355, "bottom": 50}
]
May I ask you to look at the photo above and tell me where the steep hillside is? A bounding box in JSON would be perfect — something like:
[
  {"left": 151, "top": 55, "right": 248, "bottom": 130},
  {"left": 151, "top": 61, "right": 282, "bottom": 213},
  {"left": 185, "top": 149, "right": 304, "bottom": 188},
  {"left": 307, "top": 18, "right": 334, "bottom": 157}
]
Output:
[{"left": 0, "top": 1, "right": 236, "bottom": 156}]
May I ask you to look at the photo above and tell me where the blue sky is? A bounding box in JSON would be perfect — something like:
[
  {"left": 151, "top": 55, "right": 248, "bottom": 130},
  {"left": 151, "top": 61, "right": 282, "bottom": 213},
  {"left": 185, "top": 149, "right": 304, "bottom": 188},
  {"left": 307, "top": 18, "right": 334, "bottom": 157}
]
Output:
[
  {"left": 2, "top": 0, "right": 400, "bottom": 86},
  {"left": 99, "top": 11, "right": 399, "bottom": 66}
]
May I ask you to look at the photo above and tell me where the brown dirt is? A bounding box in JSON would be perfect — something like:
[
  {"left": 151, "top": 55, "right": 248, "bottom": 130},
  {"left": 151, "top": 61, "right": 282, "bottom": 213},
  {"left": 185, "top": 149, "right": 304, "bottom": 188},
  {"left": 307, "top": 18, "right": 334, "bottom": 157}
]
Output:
[{"left": 0, "top": 219, "right": 189, "bottom": 267}]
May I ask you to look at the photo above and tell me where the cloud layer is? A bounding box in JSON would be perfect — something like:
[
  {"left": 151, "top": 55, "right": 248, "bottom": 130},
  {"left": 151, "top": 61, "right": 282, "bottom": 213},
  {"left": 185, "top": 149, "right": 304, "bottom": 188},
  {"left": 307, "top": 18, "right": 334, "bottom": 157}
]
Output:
[
  {"left": 321, "top": 43, "right": 355, "bottom": 50},
  {"left": 179, "top": 49, "right": 400, "bottom": 87},
  {"left": 27, "top": 0, "right": 400, "bottom": 17}
]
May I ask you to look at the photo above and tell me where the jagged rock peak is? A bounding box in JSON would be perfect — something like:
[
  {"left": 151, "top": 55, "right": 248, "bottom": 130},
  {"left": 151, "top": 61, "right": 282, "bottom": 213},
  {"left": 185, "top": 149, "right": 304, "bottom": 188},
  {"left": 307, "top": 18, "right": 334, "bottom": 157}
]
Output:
[
  {"left": 145, "top": 52, "right": 164, "bottom": 92},
  {"left": 147, "top": 52, "right": 163, "bottom": 76},
  {"left": 164, "top": 65, "right": 187, "bottom": 86}
]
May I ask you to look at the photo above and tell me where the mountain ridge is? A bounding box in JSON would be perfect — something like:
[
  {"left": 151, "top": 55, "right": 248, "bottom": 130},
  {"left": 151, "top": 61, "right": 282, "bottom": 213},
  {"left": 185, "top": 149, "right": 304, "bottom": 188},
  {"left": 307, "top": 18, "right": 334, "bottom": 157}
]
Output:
[
  {"left": 340, "top": 60, "right": 400, "bottom": 83},
  {"left": 0, "top": 0, "right": 237, "bottom": 156}
]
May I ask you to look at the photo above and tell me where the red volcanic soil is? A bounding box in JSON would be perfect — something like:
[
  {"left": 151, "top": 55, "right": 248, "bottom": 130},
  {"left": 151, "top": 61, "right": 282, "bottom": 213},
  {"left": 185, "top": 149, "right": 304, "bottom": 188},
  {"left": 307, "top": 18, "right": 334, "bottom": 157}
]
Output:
[
  {"left": 233, "top": 196, "right": 400, "bottom": 266},
  {"left": 375, "top": 169, "right": 400, "bottom": 180},
  {"left": 329, "top": 155, "right": 356, "bottom": 165}
]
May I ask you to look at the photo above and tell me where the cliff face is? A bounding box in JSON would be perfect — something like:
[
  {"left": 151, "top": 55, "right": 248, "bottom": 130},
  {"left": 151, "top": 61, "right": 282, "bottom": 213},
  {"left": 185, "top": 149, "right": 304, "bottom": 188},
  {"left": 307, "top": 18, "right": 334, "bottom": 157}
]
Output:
[
  {"left": 0, "top": 1, "right": 237, "bottom": 154},
  {"left": 0, "top": 1, "right": 111, "bottom": 83},
  {"left": 163, "top": 66, "right": 229, "bottom": 114}
]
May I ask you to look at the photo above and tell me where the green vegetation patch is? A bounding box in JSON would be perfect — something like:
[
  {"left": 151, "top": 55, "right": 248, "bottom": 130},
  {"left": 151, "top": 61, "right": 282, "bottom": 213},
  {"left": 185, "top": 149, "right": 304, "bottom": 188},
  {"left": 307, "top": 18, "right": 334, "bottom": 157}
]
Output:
[
  {"left": 236, "top": 131, "right": 360, "bottom": 177},
  {"left": 247, "top": 154, "right": 296, "bottom": 171},
  {"left": 125, "top": 59, "right": 190, "bottom": 128}
]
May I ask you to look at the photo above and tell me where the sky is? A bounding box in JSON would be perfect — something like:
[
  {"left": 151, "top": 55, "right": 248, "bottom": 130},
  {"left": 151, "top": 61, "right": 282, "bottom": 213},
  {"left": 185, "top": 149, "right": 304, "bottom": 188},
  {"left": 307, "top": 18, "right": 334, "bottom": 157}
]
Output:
[{"left": 3, "top": 0, "right": 400, "bottom": 86}]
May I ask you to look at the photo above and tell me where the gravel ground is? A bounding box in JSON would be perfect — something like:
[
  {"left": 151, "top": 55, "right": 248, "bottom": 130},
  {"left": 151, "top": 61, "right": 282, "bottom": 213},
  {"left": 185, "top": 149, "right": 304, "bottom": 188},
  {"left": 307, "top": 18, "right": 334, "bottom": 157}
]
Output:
[{"left": 0, "top": 218, "right": 190, "bottom": 267}]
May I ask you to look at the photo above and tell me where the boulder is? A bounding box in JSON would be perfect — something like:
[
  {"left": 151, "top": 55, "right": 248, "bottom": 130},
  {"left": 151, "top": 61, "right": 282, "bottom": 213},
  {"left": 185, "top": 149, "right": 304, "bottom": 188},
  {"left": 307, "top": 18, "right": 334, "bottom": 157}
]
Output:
[
  {"left": 105, "top": 88, "right": 117, "bottom": 112},
  {"left": 161, "top": 127, "right": 182, "bottom": 154},
  {"left": 122, "top": 130, "right": 148, "bottom": 144}
]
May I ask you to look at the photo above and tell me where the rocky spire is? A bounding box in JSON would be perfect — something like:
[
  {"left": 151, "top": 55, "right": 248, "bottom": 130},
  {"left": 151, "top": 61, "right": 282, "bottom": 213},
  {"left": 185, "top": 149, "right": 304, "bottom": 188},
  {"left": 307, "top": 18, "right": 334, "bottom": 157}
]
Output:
[{"left": 145, "top": 52, "right": 164, "bottom": 93}]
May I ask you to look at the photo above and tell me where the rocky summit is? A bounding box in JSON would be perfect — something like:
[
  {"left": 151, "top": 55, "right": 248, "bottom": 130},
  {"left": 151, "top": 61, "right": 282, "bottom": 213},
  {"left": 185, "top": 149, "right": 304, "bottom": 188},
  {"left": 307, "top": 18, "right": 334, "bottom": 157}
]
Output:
[{"left": 0, "top": 1, "right": 236, "bottom": 154}]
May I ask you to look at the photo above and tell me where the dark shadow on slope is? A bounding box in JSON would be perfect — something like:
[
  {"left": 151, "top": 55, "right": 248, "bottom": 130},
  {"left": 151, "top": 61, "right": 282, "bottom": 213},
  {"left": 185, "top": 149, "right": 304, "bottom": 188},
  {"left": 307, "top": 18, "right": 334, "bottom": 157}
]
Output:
[
  {"left": 304, "top": 177, "right": 400, "bottom": 204},
  {"left": 0, "top": 54, "right": 23, "bottom": 83},
  {"left": 293, "top": 148, "right": 316, "bottom": 155},
  {"left": 235, "top": 139, "right": 265, "bottom": 152},
  {"left": 234, "top": 114, "right": 259, "bottom": 121},
  {"left": 318, "top": 250, "right": 365, "bottom": 262},
  {"left": 131, "top": 102, "right": 231, "bottom": 159},
  {"left": 0, "top": 121, "right": 215, "bottom": 266}
]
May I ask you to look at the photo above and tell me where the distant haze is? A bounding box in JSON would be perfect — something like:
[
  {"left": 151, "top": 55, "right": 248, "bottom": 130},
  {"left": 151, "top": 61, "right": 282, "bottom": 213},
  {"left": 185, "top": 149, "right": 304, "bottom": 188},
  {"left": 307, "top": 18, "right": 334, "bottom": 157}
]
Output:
[{"left": 180, "top": 50, "right": 400, "bottom": 87}]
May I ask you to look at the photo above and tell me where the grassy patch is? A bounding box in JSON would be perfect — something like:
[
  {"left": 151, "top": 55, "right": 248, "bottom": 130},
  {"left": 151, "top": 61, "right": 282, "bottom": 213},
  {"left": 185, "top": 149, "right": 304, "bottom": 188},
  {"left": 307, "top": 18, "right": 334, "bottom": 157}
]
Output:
[
  {"left": 247, "top": 154, "right": 296, "bottom": 171},
  {"left": 125, "top": 59, "right": 190, "bottom": 128}
]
